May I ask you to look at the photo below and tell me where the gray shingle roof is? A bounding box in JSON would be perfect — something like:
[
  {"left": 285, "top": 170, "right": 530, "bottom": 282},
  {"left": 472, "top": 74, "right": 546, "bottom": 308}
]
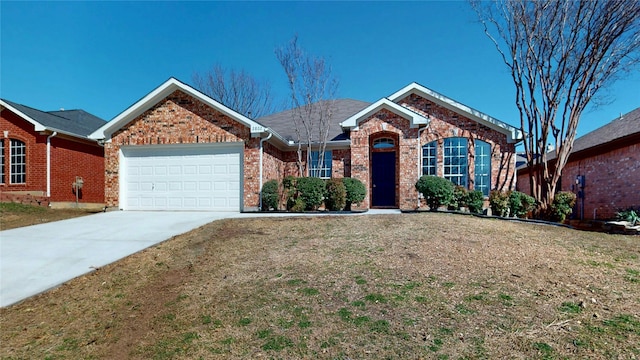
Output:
[
  {"left": 2, "top": 99, "right": 106, "bottom": 138},
  {"left": 570, "top": 107, "right": 640, "bottom": 153},
  {"left": 256, "top": 99, "right": 371, "bottom": 142}
]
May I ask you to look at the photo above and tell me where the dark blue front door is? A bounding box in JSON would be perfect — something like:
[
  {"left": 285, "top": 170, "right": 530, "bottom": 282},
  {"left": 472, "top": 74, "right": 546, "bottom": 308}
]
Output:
[{"left": 371, "top": 151, "right": 396, "bottom": 207}]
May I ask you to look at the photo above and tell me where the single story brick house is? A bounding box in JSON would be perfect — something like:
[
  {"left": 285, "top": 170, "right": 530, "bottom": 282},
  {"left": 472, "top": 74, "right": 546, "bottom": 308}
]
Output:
[
  {"left": 517, "top": 107, "right": 640, "bottom": 220},
  {"left": 0, "top": 99, "right": 106, "bottom": 207},
  {"left": 89, "top": 78, "right": 522, "bottom": 211}
]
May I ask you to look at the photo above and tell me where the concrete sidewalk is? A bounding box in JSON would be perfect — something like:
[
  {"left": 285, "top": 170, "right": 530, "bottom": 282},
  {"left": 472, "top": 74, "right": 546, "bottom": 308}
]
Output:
[{"left": 0, "top": 211, "right": 237, "bottom": 307}]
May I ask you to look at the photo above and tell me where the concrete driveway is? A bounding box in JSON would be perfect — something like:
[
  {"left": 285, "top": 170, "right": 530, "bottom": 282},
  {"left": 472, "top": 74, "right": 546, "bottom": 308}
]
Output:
[{"left": 0, "top": 211, "right": 237, "bottom": 307}]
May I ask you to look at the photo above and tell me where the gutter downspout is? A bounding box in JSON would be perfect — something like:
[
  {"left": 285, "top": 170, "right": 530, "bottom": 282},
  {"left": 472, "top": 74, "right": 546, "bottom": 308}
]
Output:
[
  {"left": 46, "top": 131, "right": 58, "bottom": 198},
  {"left": 259, "top": 131, "right": 273, "bottom": 211},
  {"left": 417, "top": 124, "right": 429, "bottom": 209}
]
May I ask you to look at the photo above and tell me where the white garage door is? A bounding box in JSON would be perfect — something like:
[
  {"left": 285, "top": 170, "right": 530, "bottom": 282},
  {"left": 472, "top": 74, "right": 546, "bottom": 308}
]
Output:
[{"left": 121, "top": 144, "right": 242, "bottom": 211}]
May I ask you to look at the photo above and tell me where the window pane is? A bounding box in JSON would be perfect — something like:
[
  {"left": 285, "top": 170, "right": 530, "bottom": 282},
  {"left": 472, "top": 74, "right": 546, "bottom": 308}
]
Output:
[
  {"left": 422, "top": 141, "right": 437, "bottom": 176},
  {"left": 309, "top": 150, "right": 332, "bottom": 179},
  {"left": 474, "top": 140, "right": 491, "bottom": 196},
  {"left": 443, "top": 137, "right": 467, "bottom": 186},
  {"left": 373, "top": 138, "right": 395, "bottom": 149},
  {"left": 10, "top": 139, "right": 26, "bottom": 184}
]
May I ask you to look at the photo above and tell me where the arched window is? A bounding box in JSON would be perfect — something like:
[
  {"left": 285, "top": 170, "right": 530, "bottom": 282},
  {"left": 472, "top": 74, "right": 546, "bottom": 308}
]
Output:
[
  {"left": 422, "top": 140, "right": 437, "bottom": 176},
  {"left": 474, "top": 140, "right": 491, "bottom": 196},
  {"left": 443, "top": 137, "right": 467, "bottom": 186},
  {"left": 10, "top": 139, "right": 26, "bottom": 184},
  {"left": 373, "top": 137, "right": 395, "bottom": 149}
]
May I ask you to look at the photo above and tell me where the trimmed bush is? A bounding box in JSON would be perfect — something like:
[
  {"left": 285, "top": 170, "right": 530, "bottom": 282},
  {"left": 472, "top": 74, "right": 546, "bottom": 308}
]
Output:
[
  {"left": 551, "top": 191, "right": 576, "bottom": 223},
  {"left": 296, "top": 177, "right": 326, "bottom": 211},
  {"left": 466, "top": 190, "right": 485, "bottom": 214},
  {"left": 343, "top": 177, "right": 366, "bottom": 210},
  {"left": 415, "top": 176, "right": 454, "bottom": 211},
  {"left": 261, "top": 179, "right": 279, "bottom": 211},
  {"left": 450, "top": 186, "right": 469, "bottom": 210},
  {"left": 489, "top": 191, "right": 510, "bottom": 217},
  {"left": 509, "top": 191, "right": 535, "bottom": 218},
  {"left": 325, "top": 178, "right": 346, "bottom": 211},
  {"left": 283, "top": 176, "right": 298, "bottom": 211}
]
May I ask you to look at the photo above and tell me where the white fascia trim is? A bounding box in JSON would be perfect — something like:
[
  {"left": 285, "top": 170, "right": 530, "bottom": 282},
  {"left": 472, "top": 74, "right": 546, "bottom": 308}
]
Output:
[
  {"left": 389, "top": 82, "right": 523, "bottom": 143},
  {"left": 89, "top": 77, "right": 267, "bottom": 140},
  {"left": 0, "top": 100, "right": 47, "bottom": 132},
  {"left": 340, "top": 98, "right": 429, "bottom": 130}
]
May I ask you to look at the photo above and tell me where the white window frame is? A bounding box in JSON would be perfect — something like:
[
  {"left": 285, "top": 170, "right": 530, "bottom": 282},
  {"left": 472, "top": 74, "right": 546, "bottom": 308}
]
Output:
[
  {"left": 422, "top": 140, "right": 437, "bottom": 176},
  {"left": 309, "top": 150, "right": 332, "bottom": 179},
  {"left": 443, "top": 137, "right": 468, "bottom": 187},
  {"left": 474, "top": 139, "right": 491, "bottom": 196},
  {"left": 10, "top": 139, "right": 26, "bottom": 184}
]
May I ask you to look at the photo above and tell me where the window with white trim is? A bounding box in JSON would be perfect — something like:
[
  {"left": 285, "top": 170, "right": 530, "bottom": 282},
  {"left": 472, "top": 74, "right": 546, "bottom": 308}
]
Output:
[
  {"left": 474, "top": 139, "right": 491, "bottom": 196},
  {"left": 10, "top": 139, "right": 26, "bottom": 184},
  {"left": 443, "top": 137, "right": 467, "bottom": 187},
  {"left": 422, "top": 140, "right": 437, "bottom": 176},
  {"left": 0, "top": 139, "right": 4, "bottom": 184},
  {"left": 373, "top": 137, "right": 395, "bottom": 149},
  {"left": 309, "top": 150, "right": 332, "bottom": 179}
]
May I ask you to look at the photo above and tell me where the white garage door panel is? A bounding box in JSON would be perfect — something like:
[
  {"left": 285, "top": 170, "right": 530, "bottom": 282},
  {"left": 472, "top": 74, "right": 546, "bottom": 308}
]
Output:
[{"left": 122, "top": 144, "right": 242, "bottom": 211}]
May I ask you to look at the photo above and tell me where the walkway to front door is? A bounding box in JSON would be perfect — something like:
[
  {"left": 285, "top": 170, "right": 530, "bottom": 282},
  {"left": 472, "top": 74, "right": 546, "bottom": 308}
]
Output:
[{"left": 371, "top": 151, "right": 396, "bottom": 207}]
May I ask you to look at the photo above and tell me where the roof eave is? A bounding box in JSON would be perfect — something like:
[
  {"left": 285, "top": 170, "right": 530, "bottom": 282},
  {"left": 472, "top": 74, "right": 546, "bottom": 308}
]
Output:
[
  {"left": 340, "top": 98, "right": 430, "bottom": 130},
  {"left": 89, "top": 78, "right": 266, "bottom": 140},
  {"left": 1, "top": 100, "right": 47, "bottom": 132}
]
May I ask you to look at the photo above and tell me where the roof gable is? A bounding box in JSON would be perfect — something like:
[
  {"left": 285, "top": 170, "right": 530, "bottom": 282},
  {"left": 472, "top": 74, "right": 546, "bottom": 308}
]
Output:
[
  {"left": 89, "top": 78, "right": 267, "bottom": 140},
  {"left": 1, "top": 99, "right": 106, "bottom": 138},
  {"left": 388, "top": 82, "right": 522, "bottom": 143},
  {"left": 340, "top": 98, "right": 430, "bottom": 130}
]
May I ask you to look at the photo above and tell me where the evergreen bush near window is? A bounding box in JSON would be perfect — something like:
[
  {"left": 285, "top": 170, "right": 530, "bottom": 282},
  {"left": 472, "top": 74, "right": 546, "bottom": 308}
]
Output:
[
  {"left": 509, "top": 191, "right": 536, "bottom": 218},
  {"left": 489, "top": 190, "right": 510, "bottom": 217},
  {"left": 342, "top": 177, "right": 366, "bottom": 211},
  {"left": 261, "top": 179, "right": 280, "bottom": 211},
  {"left": 283, "top": 176, "right": 298, "bottom": 211},
  {"left": 296, "top": 177, "right": 326, "bottom": 211},
  {"left": 415, "top": 175, "right": 454, "bottom": 211},
  {"left": 325, "top": 178, "right": 346, "bottom": 211},
  {"left": 466, "top": 190, "right": 485, "bottom": 214},
  {"left": 450, "top": 185, "right": 469, "bottom": 210}
]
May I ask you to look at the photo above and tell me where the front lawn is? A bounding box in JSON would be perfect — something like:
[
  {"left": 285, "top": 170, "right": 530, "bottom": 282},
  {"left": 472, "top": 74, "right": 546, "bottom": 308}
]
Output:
[
  {"left": 0, "top": 202, "right": 98, "bottom": 230},
  {"left": 1, "top": 213, "right": 638, "bottom": 359}
]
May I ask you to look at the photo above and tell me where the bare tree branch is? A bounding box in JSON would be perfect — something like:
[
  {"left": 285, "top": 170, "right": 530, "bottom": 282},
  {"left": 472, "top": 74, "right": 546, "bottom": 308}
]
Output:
[
  {"left": 192, "top": 64, "right": 276, "bottom": 118},
  {"left": 472, "top": 0, "right": 640, "bottom": 217}
]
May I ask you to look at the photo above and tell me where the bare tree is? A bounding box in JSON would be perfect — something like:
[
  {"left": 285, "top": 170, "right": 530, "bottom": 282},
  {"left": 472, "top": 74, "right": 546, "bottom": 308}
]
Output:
[
  {"left": 275, "top": 35, "right": 339, "bottom": 177},
  {"left": 473, "top": 0, "right": 640, "bottom": 216},
  {"left": 192, "top": 64, "right": 276, "bottom": 118}
]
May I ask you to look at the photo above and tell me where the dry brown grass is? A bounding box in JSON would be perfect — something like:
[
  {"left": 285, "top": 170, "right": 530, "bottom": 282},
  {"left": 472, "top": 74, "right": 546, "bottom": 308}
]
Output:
[
  {"left": 1, "top": 213, "right": 639, "bottom": 359},
  {"left": 0, "top": 203, "right": 97, "bottom": 230}
]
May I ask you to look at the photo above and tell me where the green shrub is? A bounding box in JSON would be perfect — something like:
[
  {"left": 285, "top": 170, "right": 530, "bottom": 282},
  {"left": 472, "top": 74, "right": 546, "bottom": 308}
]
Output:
[
  {"left": 509, "top": 191, "right": 536, "bottom": 218},
  {"left": 415, "top": 176, "right": 454, "bottom": 211},
  {"left": 289, "top": 198, "right": 305, "bottom": 212},
  {"left": 343, "top": 177, "right": 366, "bottom": 210},
  {"left": 450, "top": 186, "right": 468, "bottom": 210},
  {"left": 296, "top": 177, "right": 325, "bottom": 211},
  {"left": 616, "top": 208, "right": 640, "bottom": 225},
  {"left": 283, "top": 176, "right": 298, "bottom": 211},
  {"left": 489, "top": 191, "right": 510, "bottom": 217},
  {"left": 551, "top": 191, "right": 576, "bottom": 222},
  {"left": 466, "top": 190, "right": 485, "bottom": 214},
  {"left": 325, "top": 178, "right": 346, "bottom": 211},
  {"left": 261, "top": 179, "right": 279, "bottom": 211}
]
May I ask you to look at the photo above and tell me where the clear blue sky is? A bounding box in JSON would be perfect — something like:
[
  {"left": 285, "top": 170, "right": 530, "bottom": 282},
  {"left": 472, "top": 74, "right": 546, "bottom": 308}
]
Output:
[{"left": 1, "top": 1, "right": 638, "bottom": 138}]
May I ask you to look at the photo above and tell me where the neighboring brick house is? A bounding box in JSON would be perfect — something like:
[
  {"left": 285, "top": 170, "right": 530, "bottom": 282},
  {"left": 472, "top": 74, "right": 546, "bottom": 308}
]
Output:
[
  {"left": 90, "top": 78, "right": 521, "bottom": 211},
  {"left": 0, "top": 99, "right": 106, "bottom": 207},
  {"left": 517, "top": 107, "right": 640, "bottom": 220}
]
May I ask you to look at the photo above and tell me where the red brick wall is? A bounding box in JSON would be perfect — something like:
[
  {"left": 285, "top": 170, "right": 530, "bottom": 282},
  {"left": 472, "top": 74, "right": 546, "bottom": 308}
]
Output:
[
  {"left": 104, "top": 90, "right": 260, "bottom": 210},
  {"left": 1, "top": 109, "right": 104, "bottom": 204},
  {"left": 517, "top": 141, "right": 640, "bottom": 220}
]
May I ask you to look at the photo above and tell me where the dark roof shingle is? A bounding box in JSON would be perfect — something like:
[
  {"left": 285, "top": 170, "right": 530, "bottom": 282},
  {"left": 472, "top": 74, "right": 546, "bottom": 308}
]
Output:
[
  {"left": 257, "top": 99, "right": 370, "bottom": 142},
  {"left": 2, "top": 99, "right": 106, "bottom": 137}
]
